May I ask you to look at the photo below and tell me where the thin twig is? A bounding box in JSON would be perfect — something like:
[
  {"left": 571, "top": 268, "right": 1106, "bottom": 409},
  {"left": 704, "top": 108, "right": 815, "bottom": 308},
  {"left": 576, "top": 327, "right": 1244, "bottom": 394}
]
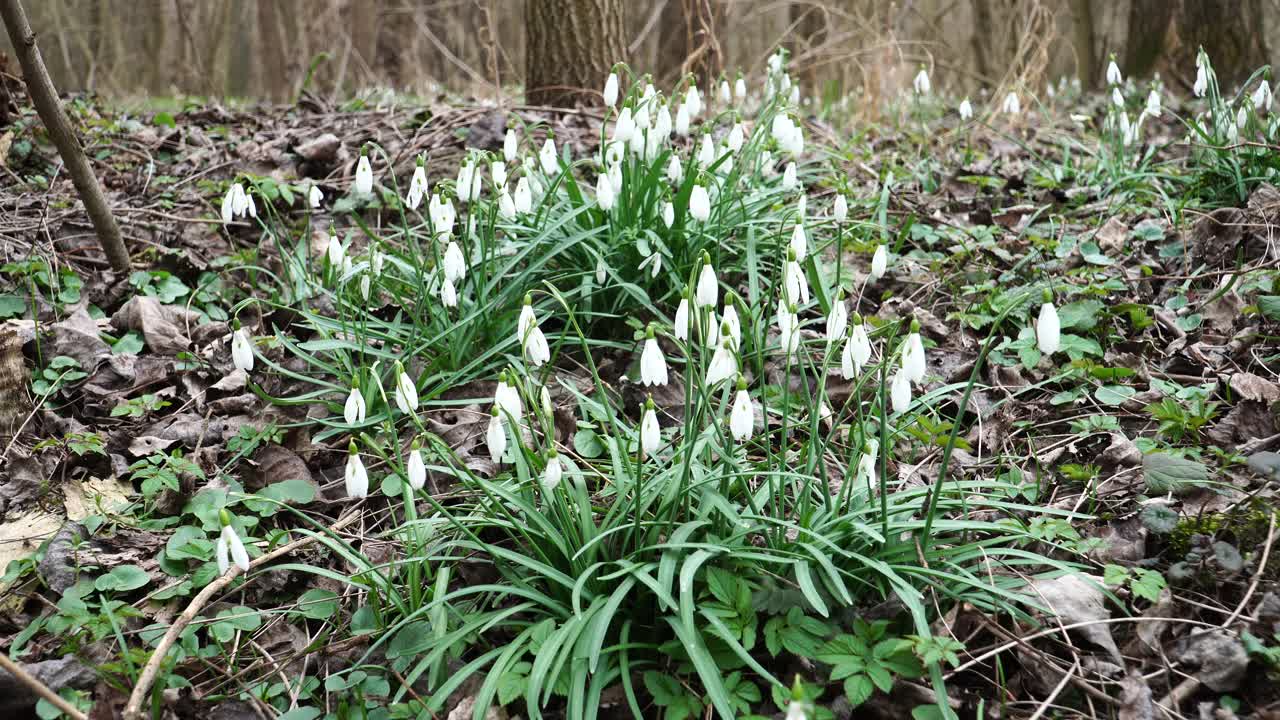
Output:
[
  {"left": 1221, "top": 510, "right": 1277, "bottom": 629},
  {"left": 0, "top": 653, "right": 88, "bottom": 720}
]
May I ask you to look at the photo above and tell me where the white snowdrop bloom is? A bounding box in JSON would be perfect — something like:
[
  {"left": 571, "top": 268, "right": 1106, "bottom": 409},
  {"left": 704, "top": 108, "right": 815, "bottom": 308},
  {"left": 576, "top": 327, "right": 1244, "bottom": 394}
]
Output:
[
  {"left": 1146, "top": 89, "right": 1162, "bottom": 117},
  {"left": 1111, "top": 87, "right": 1124, "bottom": 108},
  {"left": 640, "top": 399, "right": 661, "bottom": 456},
  {"left": 789, "top": 84, "right": 800, "bottom": 106},
  {"left": 735, "top": 75, "right": 747, "bottom": 100},
  {"left": 395, "top": 363, "right": 419, "bottom": 415},
  {"left": 695, "top": 254, "right": 718, "bottom": 307},
  {"left": 596, "top": 257, "right": 608, "bottom": 285},
  {"left": 540, "top": 384, "right": 553, "bottom": 419},
  {"left": 1037, "top": 296, "right": 1061, "bottom": 355},
  {"left": 443, "top": 241, "right": 466, "bottom": 283},
  {"left": 685, "top": 84, "right": 702, "bottom": 117},
  {"left": 903, "top": 323, "right": 926, "bottom": 384},
  {"left": 890, "top": 368, "right": 912, "bottom": 414},
  {"left": 959, "top": 97, "right": 973, "bottom": 121},
  {"left": 675, "top": 103, "right": 691, "bottom": 136},
  {"left": 782, "top": 162, "right": 798, "bottom": 191},
  {"left": 486, "top": 407, "right": 507, "bottom": 462},
  {"left": 689, "top": 184, "right": 711, "bottom": 222},
  {"left": 790, "top": 223, "right": 807, "bottom": 260},
  {"left": 359, "top": 274, "right": 371, "bottom": 302},
  {"left": 456, "top": 160, "right": 481, "bottom": 203},
  {"left": 629, "top": 126, "right": 647, "bottom": 158},
  {"left": 1119, "top": 112, "right": 1133, "bottom": 145},
  {"left": 1237, "top": 104, "right": 1249, "bottom": 130},
  {"left": 1255, "top": 80, "right": 1272, "bottom": 113},
  {"left": 1001, "top": 92, "right": 1021, "bottom": 115},
  {"left": 707, "top": 338, "right": 737, "bottom": 385},
  {"left": 719, "top": 79, "right": 732, "bottom": 105},
  {"left": 833, "top": 194, "right": 848, "bottom": 222},
  {"left": 760, "top": 150, "right": 776, "bottom": 177},
  {"left": 513, "top": 178, "right": 533, "bottom": 214},
  {"left": 1193, "top": 61, "right": 1208, "bottom": 98},
  {"left": 518, "top": 296, "right": 551, "bottom": 366},
  {"left": 595, "top": 173, "right": 616, "bottom": 212},
  {"left": 778, "top": 303, "right": 800, "bottom": 356},
  {"left": 727, "top": 122, "right": 745, "bottom": 152},
  {"left": 674, "top": 292, "right": 691, "bottom": 341},
  {"left": 784, "top": 253, "right": 808, "bottom": 306},
  {"left": 1226, "top": 121, "right": 1239, "bottom": 142},
  {"left": 498, "top": 187, "right": 517, "bottom": 220},
  {"left": 345, "top": 442, "right": 369, "bottom": 498},
  {"left": 730, "top": 378, "right": 754, "bottom": 441},
  {"left": 702, "top": 310, "right": 720, "bottom": 349},
  {"left": 344, "top": 385, "right": 366, "bottom": 425},
  {"left": 913, "top": 68, "right": 931, "bottom": 95},
  {"left": 440, "top": 277, "right": 458, "bottom": 307},
  {"left": 613, "top": 106, "right": 636, "bottom": 144},
  {"left": 231, "top": 327, "right": 254, "bottom": 373},
  {"left": 503, "top": 128, "right": 518, "bottom": 163},
  {"left": 371, "top": 248, "right": 384, "bottom": 276},
  {"left": 494, "top": 372, "right": 523, "bottom": 424},
  {"left": 768, "top": 50, "right": 785, "bottom": 76},
  {"left": 243, "top": 191, "right": 257, "bottom": 218},
  {"left": 407, "top": 443, "right": 426, "bottom": 490},
  {"left": 634, "top": 101, "right": 652, "bottom": 131},
  {"left": 771, "top": 114, "right": 795, "bottom": 145},
  {"left": 721, "top": 303, "right": 741, "bottom": 349},
  {"left": 430, "top": 195, "right": 457, "bottom": 238},
  {"left": 661, "top": 201, "right": 675, "bottom": 228},
  {"left": 825, "top": 296, "right": 847, "bottom": 345},
  {"left": 1106, "top": 59, "right": 1122, "bottom": 86},
  {"left": 850, "top": 320, "right": 872, "bottom": 369},
  {"left": 639, "top": 251, "right": 662, "bottom": 279},
  {"left": 697, "top": 134, "right": 715, "bottom": 167},
  {"left": 354, "top": 154, "right": 374, "bottom": 195},
  {"left": 216, "top": 510, "right": 250, "bottom": 575},
  {"left": 308, "top": 183, "right": 324, "bottom": 209},
  {"left": 603, "top": 71, "right": 619, "bottom": 108},
  {"left": 839, "top": 332, "right": 858, "bottom": 379},
  {"left": 491, "top": 161, "right": 508, "bottom": 189},
  {"left": 855, "top": 442, "right": 877, "bottom": 488},
  {"left": 407, "top": 163, "right": 428, "bottom": 210},
  {"left": 870, "top": 244, "right": 888, "bottom": 280},
  {"left": 640, "top": 327, "right": 668, "bottom": 386},
  {"left": 539, "top": 138, "right": 559, "bottom": 175},
  {"left": 654, "top": 103, "right": 673, "bottom": 139},
  {"left": 666, "top": 155, "right": 684, "bottom": 184},
  {"left": 782, "top": 123, "right": 804, "bottom": 156},
  {"left": 221, "top": 183, "right": 245, "bottom": 223},
  {"left": 608, "top": 161, "right": 623, "bottom": 194},
  {"left": 543, "top": 451, "right": 562, "bottom": 491}
]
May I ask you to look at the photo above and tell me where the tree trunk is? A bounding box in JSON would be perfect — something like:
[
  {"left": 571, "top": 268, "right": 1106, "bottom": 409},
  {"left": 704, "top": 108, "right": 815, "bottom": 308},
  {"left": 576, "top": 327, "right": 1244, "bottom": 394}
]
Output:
[
  {"left": 1071, "top": 0, "right": 1096, "bottom": 91},
  {"left": 1169, "top": 0, "right": 1268, "bottom": 90},
  {"left": 525, "top": 0, "right": 625, "bottom": 107},
  {"left": 0, "top": 0, "right": 130, "bottom": 275},
  {"left": 789, "top": 1, "right": 825, "bottom": 91},
  {"left": 1122, "top": 0, "right": 1175, "bottom": 80}
]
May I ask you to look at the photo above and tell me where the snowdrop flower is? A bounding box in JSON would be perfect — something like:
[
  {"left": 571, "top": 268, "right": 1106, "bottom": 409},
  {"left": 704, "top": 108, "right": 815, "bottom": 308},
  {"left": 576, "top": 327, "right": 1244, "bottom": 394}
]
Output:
[
  {"left": 695, "top": 252, "right": 718, "bottom": 307},
  {"left": 1237, "top": 104, "right": 1249, "bottom": 130},
  {"left": 1037, "top": 290, "right": 1060, "bottom": 355},
  {"left": 719, "top": 79, "right": 732, "bottom": 105},
  {"left": 344, "top": 381, "right": 366, "bottom": 424},
  {"left": 542, "top": 450, "right": 562, "bottom": 491},
  {"left": 639, "top": 251, "right": 662, "bottom": 278},
  {"left": 407, "top": 160, "right": 428, "bottom": 210},
  {"left": 498, "top": 187, "right": 516, "bottom": 220},
  {"left": 722, "top": 301, "right": 741, "bottom": 349},
  {"left": 771, "top": 114, "right": 795, "bottom": 145},
  {"left": 675, "top": 103, "right": 691, "bottom": 136},
  {"left": 1119, "top": 112, "right": 1133, "bottom": 145},
  {"left": 661, "top": 201, "right": 675, "bottom": 228},
  {"left": 1111, "top": 87, "right": 1124, "bottom": 108},
  {"left": 394, "top": 362, "right": 419, "bottom": 415},
  {"left": 221, "top": 182, "right": 248, "bottom": 223},
  {"left": 855, "top": 441, "right": 878, "bottom": 488},
  {"left": 440, "top": 278, "right": 458, "bottom": 307},
  {"left": 689, "top": 184, "right": 711, "bottom": 222},
  {"left": 833, "top": 194, "right": 848, "bottom": 222},
  {"left": 596, "top": 257, "right": 608, "bottom": 285},
  {"left": 890, "top": 368, "right": 912, "bottom": 414},
  {"left": 1146, "top": 89, "right": 1162, "bottom": 117},
  {"left": 640, "top": 396, "right": 661, "bottom": 456},
  {"left": 789, "top": 84, "right": 800, "bottom": 106},
  {"left": 768, "top": 50, "right": 785, "bottom": 76},
  {"left": 666, "top": 155, "right": 684, "bottom": 185},
  {"left": 519, "top": 294, "right": 551, "bottom": 366},
  {"left": 784, "top": 248, "right": 808, "bottom": 305},
  {"left": 782, "top": 162, "right": 798, "bottom": 191},
  {"left": 1001, "top": 92, "right": 1021, "bottom": 115},
  {"left": 613, "top": 106, "right": 636, "bottom": 144},
  {"left": 491, "top": 161, "right": 508, "bottom": 189},
  {"left": 603, "top": 71, "right": 619, "bottom": 108},
  {"left": 406, "top": 440, "right": 426, "bottom": 490},
  {"left": 903, "top": 320, "right": 926, "bottom": 384},
  {"left": 503, "top": 128, "right": 518, "bottom": 163},
  {"left": 790, "top": 222, "right": 808, "bottom": 260},
  {"left": 596, "top": 173, "right": 616, "bottom": 211},
  {"left": 308, "top": 183, "right": 324, "bottom": 209},
  {"left": 359, "top": 274, "right": 371, "bottom": 302},
  {"left": 674, "top": 288, "right": 691, "bottom": 341},
  {"left": 734, "top": 74, "right": 747, "bottom": 100},
  {"left": 697, "top": 133, "right": 715, "bottom": 167},
  {"left": 959, "top": 97, "right": 973, "bottom": 121},
  {"left": 778, "top": 301, "right": 800, "bottom": 356},
  {"left": 760, "top": 151, "right": 775, "bottom": 176},
  {"left": 486, "top": 406, "right": 507, "bottom": 462},
  {"left": 1255, "top": 80, "right": 1272, "bottom": 113},
  {"left": 345, "top": 441, "right": 369, "bottom": 498},
  {"left": 707, "top": 336, "right": 737, "bottom": 385},
  {"left": 727, "top": 122, "right": 745, "bottom": 152},
  {"left": 870, "top": 244, "right": 888, "bottom": 280},
  {"left": 825, "top": 293, "right": 847, "bottom": 345},
  {"left": 442, "top": 241, "right": 465, "bottom": 283},
  {"left": 640, "top": 325, "right": 668, "bottom": 386},
  {"left": 654, "top": 102, "right": 673, "bottom": 140},
  {"left": 840, "top": 316, "right": 873, "bottom": 379},
  {"left": 702, "top": 310, "right": 720, "bottom": 349},
  {"left": 513, "top": 178, "right": 532, "bottom": 214},
  {"left": 1106, "top": 58, "right": 1122, "bottom": 86},
  {"left": 354, "top": 152, "right": 374, "bottom": 195},
  {"left": 913, "top": 68, "right": 931, "bottom": 95},
  {"left": 1193, "top": 55, "right": 1209, "bottom": 98},
  {"left": 730, "top": 376, "right": 754, "bottom": 441},
  {"left": 429, "top": 194, "right": 457, "bottom": 238},
  {"left": 231, "top": 326, "right": 254, "bottom": 373},
  {"left": 456, "top": 160, "right": 481, "bottom": 203},
  {"left": 494, "top": 370, "right": 523, "bottom": 423},
  {"left": 539, "top": 138, "right": 559, "bottom": 175},
  {"left": 685, "top": 84, "right": 702, "bottom": 117},
  {"left": 216, "top": 510, "right": 251, "bottom": 575}
]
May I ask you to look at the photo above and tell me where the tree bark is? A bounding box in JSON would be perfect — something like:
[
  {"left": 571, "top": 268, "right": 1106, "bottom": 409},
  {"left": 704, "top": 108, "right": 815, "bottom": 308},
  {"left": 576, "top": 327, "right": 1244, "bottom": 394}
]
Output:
[
  {"left": 525, "top": 0, "right": 626, "bottom": 107},
  {"left": 1169, "top": 0, "right": 1268, "bottom": 89},
  {"left": 1071, "top": 0, "right": 1096, "bottom": 91},
  {"left": 1122, "top": 0, "right": 1175, "bottom": 80},
  {"left": 0, "top": 0, "right": 130, "bottom": 275}
]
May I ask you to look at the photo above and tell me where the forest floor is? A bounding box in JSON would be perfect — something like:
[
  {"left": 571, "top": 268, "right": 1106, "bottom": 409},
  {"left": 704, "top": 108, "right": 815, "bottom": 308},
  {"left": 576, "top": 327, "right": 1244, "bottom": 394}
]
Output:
[{"left": 2, "top": 70, "right": 1280, "bottom": 720}]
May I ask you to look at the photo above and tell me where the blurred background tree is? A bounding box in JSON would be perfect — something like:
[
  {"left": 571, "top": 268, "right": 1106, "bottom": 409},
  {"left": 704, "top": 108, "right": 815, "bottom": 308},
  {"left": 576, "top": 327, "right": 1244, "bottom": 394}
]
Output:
[{"left": 0, "top": 0, "right": 1273, "bottom": 105}]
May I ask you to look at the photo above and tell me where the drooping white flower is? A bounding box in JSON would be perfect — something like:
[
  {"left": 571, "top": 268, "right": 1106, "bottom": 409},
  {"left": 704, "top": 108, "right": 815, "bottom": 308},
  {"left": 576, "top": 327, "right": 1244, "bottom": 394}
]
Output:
[
  {"left": 456, "top": 160, "right": 480, "bottom": 203},
  {"left": 855, "top": 441, "right": 878, "bottom": 488},
  {"left": 825, "top": 295, "right": 847, "bottom": 345},
  {"left": 689, "top": 184, "right": 711, "bottom": 222},
  {"left": 702, "top": 310, "right": 720, "bottom": 349},
  {"left": 1193, "top": 61, "right": 1208, "bottom": 98},
  {"left": 727, "top": 122, "right": 745, "bottom": 152},
  {"left": 498, "top": 187, "right": 516, "bottom": 220},
  {"left": 695, "top": 254, "right": 718, "bottom": 307},
  {"left": 543, "top": 451, "right": 562, "bottom": 491},
  {"left": 440, "top": 277, "right": 458, "bottom": 307},
  {"left": 359, "top": 274, "right": 371, "bottom": 302},
  {"left": 344, "top": 384, "right": 366, "bottom": 425},
  {"left": 735, "top": 75, "right": 747, "bottom": 100},
  {"left": 685, "top": 84, "right": 702, "bottom": 117},
  {"left": 429, "top": 195, "right": 457, "bottom": 238},
  {"left": 1237, "top": 104, "right": 1249, "bottom": 130},
  {"left": 345, "top": 441, "right": 369, "bottom": 498},
  {"left": 486, "top": 407, "right": 507, "bottom": 462},
  {"left": 784, "top": 250, "right": 809, "bottom": 305},
  {"left": 666, "top": 156, "right": 684, "bottom": 187},
  {"left": 778, "top": 302, "right": 800, "bottom": 356},
  {"left": 1145, "top": 89, "right": 1162, "bottom": 117},
  {"left": 494, "top": 371, "right": 523, "bottom": 424},
  {"left": 503, "top": 128, "right": 518, "bottom": 163},
  {"left": 730, "top": 377, "right": 754, "bottom": 441},
  {"left": 640, "top": 398, "right": 661, "bottom": 456},
  {"left": 442, "top": 240, "right": 466, "bottom": 283},
  {"left": 707, "top": 338, "right": 737, "bottom": 385},
  {"left": 890, "top": 367, "right": 912, "bottom": 414},
  {"left": 661, "top": 201, "right": 675, "bottom": 228},
  {"left": 654, "top": 103, "right": 673, "bottom": 140},
  {"left": 959, "top": 97, "right": 973, "bottom": 121},
  {"left": 407, "top": 442, "right": 426, "bottom": 490},
  {"left": 1001, "top": 92, "right": 1021, "bottom": 115},
  {"left": 639, "top": 251, "right": 662, "bottom": 278},
  {"left": 395, "top": 363, "right": 419, "bottom": 415},
  {"left": 539, "top": 138, "right": 559, "bottom": 175},
  {"left": 231, "top": 327, "right": 254, "bottom": 373},
  {"left": 913, "top": 68, "right": 931, "bottom": 95},
  {"left": 722, "top": 303, "right": 741, "bottom": 349},
  {"left": 513, "top": 178, "right": 533, "bottom": 214},
  {"left": 308, "top": 183, "right": 324, "bottom": 209},
  {"left": 613, "top": 106, "right": 636, "bottom": 144},
  {"left": 491, "top": 161, "right": 508, "bottom": 189},
  {"left": 719, "top": 79, "right": 732, "bottom": 105},
  {"left": 1254, "top": 80, "right": 1272, "bottom": 112},
  {"left": 675, "top": 103, "right": 691, "bottom": 136},
  {"left": 697, "top": 133, "right": 715, "bottom": 167},
  {"left": 1106, "top": 59, "right": 1122, "bottom": 86},
  {"left": 1037, "top": 294, "right": 1061, "bottom": 355},
  {"left": 603, "top": 71, "right": 620, "bottom": 108},
  {"left": 221, "top": 182, "right": 249, "bottom": 223},
  {"left": 833, "top": 194, "right": 848, "bottom": 222},
  {"left": 903, "top": 322, "right": 926, "bottom": 384},
  {"left": 640, "top": 326, "right": 668, "bottom": 386},
  {"left": 790, "top": 223, "right": 807, "bottom": 260},
  {"left": 674, "top": 291, "right": 691, "bottom": 341},
  {"left": 519, "top": 295, "right": 551, "bottom": 366},
  {"left": 782, "top": 162, "right": 798, "bottom": 191},
  {"left": 216, "top": 510, "right": 251, "bottom": 575},
  {"left": 870, "top": 244, "right": 888, "bottom": 280},
  {"left": 850, "top": 319, "right": 872, "bottom": 371},
  {"left": 596, "top": 172, "right": 616, "bottom": 211},
  {"left": 1111, "top": 87, "right": 1124, "bottom": 108},
  {"left": 326, "top": 232, "right": 344, "bottom": 268},
  {"left": 407, "top": 162, "right": 428, "bottom": 210},
  {"left": 354, "top": 153, "right": 374, "bottom": 195},
  {"left": 596, "top": 257, "right": 608, "bottom": 285}
]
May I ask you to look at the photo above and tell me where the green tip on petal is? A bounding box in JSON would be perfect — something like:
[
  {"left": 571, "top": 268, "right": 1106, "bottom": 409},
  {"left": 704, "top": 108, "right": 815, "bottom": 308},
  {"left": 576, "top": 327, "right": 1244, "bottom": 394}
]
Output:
[
  {"left": 491, "top": 405, "right": 500, "bottom": 417},
  {"left": 523, "top": 293, "right": 532, "bottom": 306},
  {"left": 788, "top": 302, "right": 798, "bottom": 314},
  {"left": 350, "top": 375, "right": 360, "bottom": 388},
  {"left": 701, "top": 250, "right": 712, "bottom": 265},
  {"left": 1042, "top": 288, "right": 1053, "bottom": 303},
  {"left": 219, "top": 508, "right": 232, "bottom": 527},
  {"left": 681, "top": 286, "right": 691, "bottom": 299},
  {"left": 547, "top": 448, "right": 558, "bottom": 459},
  {"left": 909, "top": 318, "right": 920, "bottom": 333},
  {"left": 348, "top": 440, "right": 358, "bottom": 455},
  {"left": 787, "top": 247, "right": 797, "bottom": 261},
  {"left": 790, "top": 675, "right": 805, "bottom": 701},
  {"left": 394, "top": 360, "right": 405, "bottom": 373},
  {"left": 736, "top": 374, "right": 747, "bottom": 391},
  {"left": 645, "top": 324, "right": 655, "bottom": 339},
  {"left": 410, "top": 436, "right": 422, "bottom": 451},
  {"left": 851, "top": 312, "right": 863, "bottom": 325},
  {"left": 645, "top": 395, "right": 655, "bottom": 410}
]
